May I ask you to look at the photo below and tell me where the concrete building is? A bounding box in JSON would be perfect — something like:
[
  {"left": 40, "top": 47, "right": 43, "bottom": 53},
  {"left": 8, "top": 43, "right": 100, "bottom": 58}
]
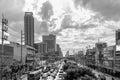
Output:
[
  {"left": 26, "top": 45, "right": 36, "bottom": 65},
  {"left": 65, "top": 51, "right": 70, "bottom": 57},
  {"left": 116, "top": 29, "right": 120, "bottom": 45},
  {"left": 7, "top": 42, "right": 35, "bottom": 65},
  {"left": 56, "top": 44, "right": 63, "bottom": 57},
  {"left": 42, "top": 34, "right": 56, "bottom": 52},
  {"left": 103, "top": 45, "right": 115, "bottom": 68},
  {"left": 115, "top": 29, "right": 120, "bottom": 69},
  {"left": 34, "top": 42, "right": 48, "bottom": 53},
  {"left": 0, "top": 45, "right": 13, "bottom": 66},
  {"left": 9, "top": 42, "right": 27, "bottom": 64},
  {"left": 95, "top": 42, "right": 107, "bottom": 66},
  {"left": 86, "top": 48, "right": 96, "bottom": 65},
  {"left": 24, "top": 12, "right": 34, "bottom": 47},
  {"left": 38, "top": 42, "right": 47, "bottom": 54}
]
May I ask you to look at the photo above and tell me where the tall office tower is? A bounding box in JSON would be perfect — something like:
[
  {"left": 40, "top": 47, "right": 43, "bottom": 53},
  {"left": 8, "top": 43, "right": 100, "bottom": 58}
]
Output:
[
  {"left": 24, "top": 12, "right": 34, "bottom": 47},
  {"left": 42, "top": 34, "right": 56, "bottom": 52},
  {"left": 56, "top": 44, "right": 63, "bottom": 57}
]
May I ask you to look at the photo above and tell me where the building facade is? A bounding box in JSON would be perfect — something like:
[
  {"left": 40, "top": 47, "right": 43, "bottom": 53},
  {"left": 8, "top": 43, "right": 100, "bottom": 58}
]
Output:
[
  {"left": 86, "top": 48, "right": 96, "bottom": 65},
  {"left": 116, "top": 29, "right": 120, "bottom": 45},
  {"left": 26, "top": 45, "right": 36, "bottom": 65},
  {"left": 42, "top": 34, "right": 56, "bottom": 52},
  {"left": 103, "top": 46, "right": 115, "bottom": 68},
  {"left": 9, "top": 42, "right": 27, "bottom": 64},
  {"left": 39, "top": 42, "right": 47, "bottom": 54},
  {"left": 24, "top": 12, "right": 34, "bottom": 47},
  {"left": 115, "top": 29, "right": 120, "bottom": 69},
  {"left": 0, "top": 45, "right": 13, "bottom": 66},
  {"left": 34, "top": 42, "right": 47, "bottom": 54},
  {"left": 95, "top": 42, "right": 107, "bottom": 66},
  {"left": 7, "top": 42, "right": 35, "bottom": 65},
  {"left": 56, "top": 44, "right": 63, "bottom": 57}
]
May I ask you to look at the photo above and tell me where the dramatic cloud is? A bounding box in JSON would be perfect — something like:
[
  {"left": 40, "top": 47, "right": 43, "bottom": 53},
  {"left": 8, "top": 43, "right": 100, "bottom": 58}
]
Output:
[
  {"left": 39, "top": 1, "right": 53, "bottom": 20},
  {"left": 1, "top": 0, "right": 120, "bottom": 55},
  {"left": 74, "top": 0, "right": 120, "bottom": 21}
]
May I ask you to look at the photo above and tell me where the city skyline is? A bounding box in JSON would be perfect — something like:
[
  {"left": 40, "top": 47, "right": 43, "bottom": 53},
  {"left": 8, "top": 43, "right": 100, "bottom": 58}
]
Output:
[{"left": 0, "top": 0, "right": 120, "bottom": 55}]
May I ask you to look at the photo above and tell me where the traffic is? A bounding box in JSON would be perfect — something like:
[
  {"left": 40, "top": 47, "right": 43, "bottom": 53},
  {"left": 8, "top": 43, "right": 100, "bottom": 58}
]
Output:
[{"left": 19, "top": 59, "right": 120, "bottom": 80}]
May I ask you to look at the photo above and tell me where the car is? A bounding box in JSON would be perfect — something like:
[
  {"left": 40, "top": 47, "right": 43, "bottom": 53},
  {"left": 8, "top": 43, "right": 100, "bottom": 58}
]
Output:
[
  {"left": 59, "top": 70, "right": 63, "bottom": 73},
  {"left": 58, "top": 73, "right": 64, "bottom": 78},
  {"left": 56, "top": 78, "right": 62, "bottom": 80}
]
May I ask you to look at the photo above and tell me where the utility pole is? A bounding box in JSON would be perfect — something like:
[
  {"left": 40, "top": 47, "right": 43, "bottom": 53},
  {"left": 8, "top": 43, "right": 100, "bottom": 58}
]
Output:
[
  {"left": 1, "top": 14, "right": 4, "bottom": 80},
  {"left": 1, "top": 14, "right": 8, "bottom": 80},
  {"left": 21, "top": 30, "right": 23, "bottom": 63}
]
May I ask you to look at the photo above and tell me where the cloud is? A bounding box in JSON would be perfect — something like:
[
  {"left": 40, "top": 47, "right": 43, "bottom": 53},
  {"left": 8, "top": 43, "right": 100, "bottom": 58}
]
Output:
[
  {"left": 0, "top": 0, "right": 24, "bottom": 22},
  {"left": 39, "top": 21, "right": 49, "bottom": 34},
  {"left": 74, "top": 0, "right": 120, "bottom": 21},
  {"left": 1, "top": 0, "right": 120, "bottom": 56},
  {"left": 39, "top": 1, "right": 53, "bottom": 20}
]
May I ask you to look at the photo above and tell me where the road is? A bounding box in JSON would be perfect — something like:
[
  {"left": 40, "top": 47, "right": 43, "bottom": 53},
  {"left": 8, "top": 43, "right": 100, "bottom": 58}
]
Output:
[
  {"left": 22, "top": 61, "right": 120, "bottom": 80},
  {"left": 54, "top": 62, "right": 64, "bottom": 80},
  {"left": 22, "top": 61, "right": 62, "bottom": 80}
]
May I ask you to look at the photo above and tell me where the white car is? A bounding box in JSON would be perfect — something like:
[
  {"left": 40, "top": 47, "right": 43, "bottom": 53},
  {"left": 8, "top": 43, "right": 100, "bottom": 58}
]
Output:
[
  {"left": 55, "top": 77, "right": 63, "bottom": 80},
  {"left": 47, "top": 76, "right": 54, "bottom": 80}
]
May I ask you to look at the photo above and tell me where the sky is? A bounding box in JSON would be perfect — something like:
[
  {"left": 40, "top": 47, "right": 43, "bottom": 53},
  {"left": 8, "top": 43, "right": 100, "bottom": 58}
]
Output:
[{"left": 0, "top": 0, "right": 120, "bottom": 56}]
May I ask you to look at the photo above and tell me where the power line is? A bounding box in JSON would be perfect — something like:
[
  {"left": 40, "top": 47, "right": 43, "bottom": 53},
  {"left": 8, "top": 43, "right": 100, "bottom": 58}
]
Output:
[{"left": 0, "top": 29, "right": 23, "bottom": 39}]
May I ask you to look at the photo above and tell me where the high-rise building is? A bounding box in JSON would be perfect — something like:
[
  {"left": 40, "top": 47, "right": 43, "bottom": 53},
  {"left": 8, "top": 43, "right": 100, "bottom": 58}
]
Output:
[
  {"left": 42, "top": 34, "right": 56, "bottom": 52},
  {"left": 65, "top": 51, "right": 70, "bottom": 57},
  {"left": 56, "top": 44, "right": 63, "bottom": 57},
  {"left": 24, "top": 12, "right": 34, "bottom": 47}
]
